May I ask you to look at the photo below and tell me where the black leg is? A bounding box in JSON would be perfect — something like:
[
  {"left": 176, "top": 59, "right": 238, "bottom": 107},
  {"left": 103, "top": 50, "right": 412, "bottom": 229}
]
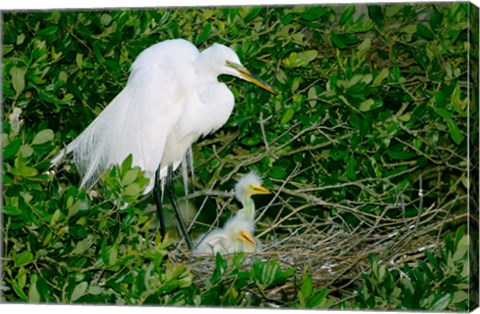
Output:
[
  {"left": 166, "top": 165, "right": 193, "bottom": 250},
  {"left": 153, "top": 167, "right": 167, "bottom": 237}
]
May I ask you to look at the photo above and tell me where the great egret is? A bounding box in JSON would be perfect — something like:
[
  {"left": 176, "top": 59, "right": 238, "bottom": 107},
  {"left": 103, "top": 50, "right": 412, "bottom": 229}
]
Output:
[
  {"left": 51, "top": 39, "right": 276, "bottom": 249},
  {"left": 192, "top": 172, "right": 270, "bottom": 255}
]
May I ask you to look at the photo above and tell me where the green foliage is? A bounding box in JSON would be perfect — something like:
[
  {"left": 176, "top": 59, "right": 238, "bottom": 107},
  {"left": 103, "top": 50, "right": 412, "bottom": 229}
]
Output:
[
  {"left": 102, "top": 154, "right": 150, "bottom": 209},
  {"left": 294, "top": 267, "right": 334, "bottom": 308},
  {"left": 351, "top": 227, "right": 470, "bottom": 311},
  {"left": 185, "top": 253, "right": 334, "bottom": 308},
  {"left": 2, "top": 3, "right": 474, "bottom": 310},
  {"left": 3, "top": 151, "right": 192, "bottom": 304},
  {"left": 199, "top": 254, "right": 297, "bottom": 306}
]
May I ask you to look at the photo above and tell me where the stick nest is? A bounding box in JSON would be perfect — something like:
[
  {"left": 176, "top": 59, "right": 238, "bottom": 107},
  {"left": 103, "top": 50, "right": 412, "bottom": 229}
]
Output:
[{"left": 166, "top": 168, "right": 468, "bottom": 296}]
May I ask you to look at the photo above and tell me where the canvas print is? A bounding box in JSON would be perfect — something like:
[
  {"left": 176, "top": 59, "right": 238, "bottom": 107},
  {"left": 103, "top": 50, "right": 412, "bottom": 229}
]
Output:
[{"left": 1, "top": 2, "right": 479, "bottom": 311}]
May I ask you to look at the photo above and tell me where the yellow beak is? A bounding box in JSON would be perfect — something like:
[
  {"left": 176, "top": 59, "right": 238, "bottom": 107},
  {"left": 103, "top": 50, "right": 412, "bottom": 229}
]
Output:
[
  {"left": 250, "top": 184, "right": 271, "bottom": 195},
  {"left": 235, "top": 230, "right": 256, "bottom": 247},
  {"left": 226, "top": 61, "right": 277, "bottom": 94}
]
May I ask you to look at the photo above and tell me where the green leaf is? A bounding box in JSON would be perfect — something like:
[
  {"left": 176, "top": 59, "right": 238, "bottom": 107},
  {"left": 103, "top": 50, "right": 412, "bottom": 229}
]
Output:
[
  {"left": 14, "top": 250, "right": 34, "bottom": 268},
  {"left": 300, "top": 7, "right": 327, "bottom": 21},
  {"left": 417, "top": 23, "right": 435, "bottom": 40},
  {"left": 16, "top": 33, "right": 26, "bottom": 45},
  {"left": 431, "top": 293, "right": 452, "bottom": 310},
  {"left": 425, "top": 250, "right": 441, "bottom": 272},
  {"left": 241, "top": 7, "right": 262, "bottom": 22},
  {"left": 67, "top": 199, "right": 89, "bottom": 220},
  {"left": 71, "top": 238, "right": 92, "bottom": 255},
  {"left": 368, "top": 5, "right": 384, "bottom": 28},
  {"left": 373, "top": 68, "right": 389, "bottom": 85},
  {"left": 121, "top": 168, "right": 139, "bottom": 186},
  {"left": 210, "top": 253, "right": 227, "bottom": 284},
  {"left": 28, "top": 275, "right": 41, "bottom": 303},
  {"left": 297, "top": 291, "right": 306, "bottom": 308},
  {"left": 3, "top": 138, "right": 22, "bottom": 160},
  {"left": 283, "top": 50, "right": 318, "bottom": 68},
  {"left": 37, "top": 26, "right": 59, "bottom": 36},
  {"left": 12, "top": 157, "right": 38, "bottom": 177},
  {"left": 10, "top": 67, "right": 26, "bottom": 96},
  {"left": 109, "top": 246, "right": 118, "bottom": 266},
  {"left": 3, "top": 205, "right": 23, "bottom": 216},
  {"left": 447, "top": 119, "right": 463, "bottom": 145},
  {"left": 307, "top": 86, "right": 317, "bottom": 107},
  {"left": 16, "top": 267, "right": 27, "bottom": 289},
  {"left": 195, "top": 23, "right": 211, "bottom": 45},
  {"left": 339, "top": 6, "right": 355, "bottom": 25},
  {"left": 434, "top": 90, "right": 447, "bottom": 108},
  {"left": 76, "top": 53, "right": 83, "bottom": 69},
  {"left": 269, "top": 166, "right": 286, "bottom": 179},
  {"left": 71, "top": 281, "right": 88, "bottom": 302},
  {"left": 100, "top": 13, "right": 112, "bottom": 26},
  {"left": 121, "top": 154, "right": 133, "bottom": 172},
  {"left": 430, "top": 10, "right": 443, "bottom": 31},
  {"left": 359, "top": 99, "right": 375, "bottom": 112},
  {"left": 307, "top": 288, "right": 329, "bottom": 308},
  {"left": 241, "top": 134, "right": 261, "bottom": 146},
  {"left": 124, "top": 183, "right": 141, "bottom": 196},
  {"left": 399, "top": 24, "right": 417, "bottom": 34},
  {"left": 331, "top": 33, "right": 346, "bottom": 49},
  {"left": 50, "top": 209, "right": 62, "bottom": 225},
  {"left": 452, "top": 290, "right": 468, "bottom": 304},
  {"left": 11, "top": 278, "right": 28, "bottom": 301},
  {"left": 330, "top": 33, "right": 360, "bottom": 49},
  {"left": 346, "top": 157, "right": 356, "bottom": 180},
  {"left": 281, "top": 108, "right": 295, "bottom": 125},
  {"left": 452, "top": 235, "right": 469, "bottom": 262},
  {"left": 356, "top": 37, "right": 371, "bottom": 54},
  {"left": 434, "top": 108, "right": 452, "bottom": 119},
  {"left": 32, "top": 129, "right": 54, "bottom": 145},
  {"left": 19, "top": 145, "right": 34, "bottom": 158},
  {"left": 88, "top": 286, "right": 104, "bottom": 296},
  {"left": 301, "top": 274, "right": 313, "bottom": 299},
  {"left": 349, "top": 111, "right": 361, "bottom": 129},
  {"left": 391, "top": 64, "right": 401, "bottom": 82}
]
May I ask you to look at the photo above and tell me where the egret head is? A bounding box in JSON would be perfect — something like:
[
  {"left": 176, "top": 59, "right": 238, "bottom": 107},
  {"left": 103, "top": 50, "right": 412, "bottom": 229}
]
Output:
[
  {"left": 200, "top": 43, "right": 276, "bottom": 94},
  {"left": 223, "top": 215, "right": 257, "bottom": 251},
  {"left": 235, "top": 172, "right": 271, "bottom": 204},
  {"left": 192, "top": 215, "right": 258, "bottom": 255}
]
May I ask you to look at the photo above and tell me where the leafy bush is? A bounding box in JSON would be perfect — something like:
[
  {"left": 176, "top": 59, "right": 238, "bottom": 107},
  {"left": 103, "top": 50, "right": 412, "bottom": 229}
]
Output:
[
  {"left": 352, "top": 227, "right": 470, "bottom": 311},
  {"left": 2, "top": 3, "right": 476, "bottom": 310}
]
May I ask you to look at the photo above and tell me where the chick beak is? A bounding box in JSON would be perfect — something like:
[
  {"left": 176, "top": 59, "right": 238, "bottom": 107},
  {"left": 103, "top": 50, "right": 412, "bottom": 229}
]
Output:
[
  {"left": 226, "top": 61, "right": 277, "bottom": 94},
  {"left": 236, "top": 230, "right": 256, "bottom": 247},
  {"left": 250, "top": 184, "right": 271, "bottom": 195}
]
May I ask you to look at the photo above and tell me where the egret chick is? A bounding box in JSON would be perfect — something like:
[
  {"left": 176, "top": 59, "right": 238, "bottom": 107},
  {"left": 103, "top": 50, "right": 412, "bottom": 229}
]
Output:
[
  {"left": 192, "top": 215, "right": 257, "bottom": 256},
  {"left": 192, "top": 172, "right": 270, "bottom": 256},
  {"left": 235, "top": 172, "right": 271, "bottom": 226}
]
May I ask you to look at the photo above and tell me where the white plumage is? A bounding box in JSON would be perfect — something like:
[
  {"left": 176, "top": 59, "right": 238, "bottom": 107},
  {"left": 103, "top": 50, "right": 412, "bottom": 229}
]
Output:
[
  {"left": 51, "top": 39, "right": 275, "bottom": 193},
  {"left": 192, "top": 215, "right": 258, "bottom": 256},
  {"left": 192, "top": 172, "right": 270, "bottom": 256}
]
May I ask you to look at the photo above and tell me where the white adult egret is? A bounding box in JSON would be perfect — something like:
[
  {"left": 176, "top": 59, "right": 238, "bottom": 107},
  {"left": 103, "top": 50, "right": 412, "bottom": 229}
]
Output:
[
  {"left": 51, "top": 39, "right": 276, "bottom": 249},
  {"left": 192, "top": 172, "right": 270, "bottom": 255}
]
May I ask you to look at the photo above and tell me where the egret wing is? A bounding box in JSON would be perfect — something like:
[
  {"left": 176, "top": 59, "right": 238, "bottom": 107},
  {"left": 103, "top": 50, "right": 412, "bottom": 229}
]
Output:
[{"left": 53, "top": 39, "right": 200, "bottom": 192}]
